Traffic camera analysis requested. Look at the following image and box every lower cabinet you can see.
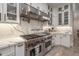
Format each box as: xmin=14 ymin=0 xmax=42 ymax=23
xmin=53 ymin=34 xmax=61 ymax=45
xmin=61 ymin=34 xmax=71 ymax=47
xmin=0 ymin=42 xmax=25 ymax=56
xmin=0 ymin=45 xmax=15 ymax=56
xmin=52 ymin=33 xmax=72 ymax=47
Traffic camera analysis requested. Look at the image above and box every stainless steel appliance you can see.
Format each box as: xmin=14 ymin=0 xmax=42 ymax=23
xmin=21 ymin=34 xmax=44 ymax=56
xmin=35 ymin=32 xmax=52 ymax=55
xmin=21 ymin=32 xmax=52 ymax=56
xmin=43 ymin=35 xmax=52 ymax=54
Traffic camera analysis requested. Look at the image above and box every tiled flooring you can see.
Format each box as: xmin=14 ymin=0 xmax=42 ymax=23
xmin=45 ymin=46 xmax=79 ymax=56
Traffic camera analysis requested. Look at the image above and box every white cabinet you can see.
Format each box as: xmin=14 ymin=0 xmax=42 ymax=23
xmin=0 ymin=3 xmax=20 ymax=23
xmin=54 ymin=34 xmax=62 ymax=45
xmin=0 ymin=4 xmax=2 ymax=22
xmin=61 ymin=34 xmax=71 ymax=47
xmin=57 ymin=4 xmax=72 ymax=26
xmin=0 ymin=46 xmax=15 ymax=56
xmin=52 ymin=33 xmax=72 ymax=47
xmin=3 ymin=3 xmax=20 ymax=23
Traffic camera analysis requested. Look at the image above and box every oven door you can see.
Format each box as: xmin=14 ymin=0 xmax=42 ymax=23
xmin=44 ymin=40 xmax=52 ymax=53
xmin=35 ymin=43 xmax=44 ymax=56
xmin=30 ymin=48 xmax=36 ymax=56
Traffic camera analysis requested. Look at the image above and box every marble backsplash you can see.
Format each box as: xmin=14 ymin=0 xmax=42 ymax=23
xmin=0 ymin=19 xmax=47 ymax=40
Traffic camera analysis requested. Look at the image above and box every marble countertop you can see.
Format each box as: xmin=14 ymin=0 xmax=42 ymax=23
xmin=50 ymin=32 xmax=72 ymax=35
xmin=0 ymin=37 xmax=25 ymax=49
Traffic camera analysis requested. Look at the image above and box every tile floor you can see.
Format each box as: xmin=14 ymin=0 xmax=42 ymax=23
xmin=45 ymin=46 xmax=79 ymax=56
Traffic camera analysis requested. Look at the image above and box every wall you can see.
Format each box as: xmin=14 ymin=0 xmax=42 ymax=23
xmin=0 ymin=3 xmax=48 ymax=40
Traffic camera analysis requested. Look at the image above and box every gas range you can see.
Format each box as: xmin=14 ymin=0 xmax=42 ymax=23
xmin=20 ymin=34 xmax=44 ymax=47
xmin=20 ymin=32 xmax=52 ymax=56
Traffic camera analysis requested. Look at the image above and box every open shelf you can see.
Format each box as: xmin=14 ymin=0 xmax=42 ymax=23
xmin=28 ymin=5 xmax=39 ymax=15
xmin=7 ymin=13 xmax=16 ymax=20
xmin=38 ymin=10 xmax=50 ymax=21
xmin=20 ymin=3 xmax=28 ymax=17
xmin=20 ymin=3 xmax=50 ymax=22
xmin=28 ymin=5 xmax=39 ymax=20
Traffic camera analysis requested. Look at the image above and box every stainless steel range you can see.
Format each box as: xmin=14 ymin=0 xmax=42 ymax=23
xmin=21 ymin=34 xmax=44 ymax=56
xmin=35 ymin=33 xmax=52 ymax=55
xmin=21 ymin=32 xmax=52 ymax=56
xmin=43 ymin=35 xmax=52 ymax=54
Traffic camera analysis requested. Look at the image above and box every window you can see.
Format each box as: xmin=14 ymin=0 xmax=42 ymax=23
xmin=64 ymin=11 xmax=68 ymax=25
xmin=58 ymin=13 xmax=62 ymax=25
xmin=58 ymin=7 xmax=62 ymax=11
xmin=64 ymin=5 xmax=68 ymax=10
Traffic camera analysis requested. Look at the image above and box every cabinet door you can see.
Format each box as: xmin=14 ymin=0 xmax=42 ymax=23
xmin=61 ymin=34 xmax=70 ymax=47
xmin=0 ymin=4 xmax=2 ymax=22
xmin=55 ymin=34 xmax=61 ymax=45
xmin=3 ymin=3 xmax=20 ymax=23
xmin=58 ymin=4 xmax=70 ymax=26
xmin=0 ymin=46 xmax=15 ymax=56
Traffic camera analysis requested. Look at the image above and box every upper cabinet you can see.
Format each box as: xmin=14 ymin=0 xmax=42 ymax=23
xmin=58 ymin=13 xmax=62 ymax=25
xmin=58 ymin=4 xmax=70 ymax=26
xmin=4 ymin=3 xmax=19 ymax=23
xmin=0 ymin=3 xmax=20 ymax=23
xmin=64 ymin=11 xmax=68 ymax=25
xmin=0 ymin=4 xmax=2 ymax=22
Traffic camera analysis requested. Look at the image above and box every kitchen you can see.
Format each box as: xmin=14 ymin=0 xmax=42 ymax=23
xmin=0 ymin=3 xmax=79 ymax=56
